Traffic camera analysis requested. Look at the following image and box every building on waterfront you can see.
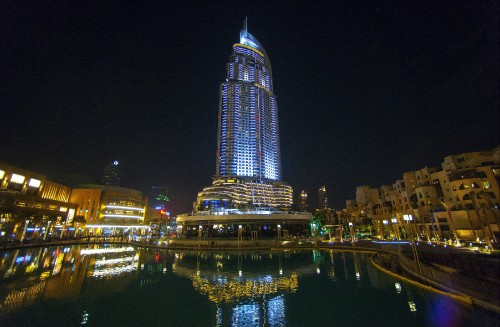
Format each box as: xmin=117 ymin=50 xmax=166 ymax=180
xmin=0 ymin=163 xmax=78 ymax=240
xmin=179 ymin=19 xmax=311 ymax=237
xmin=344 ymin=146 xmax=500 ymax=244
xmin=102 ymin=160 xmax=121 ymax=186
xmin=69 ymin=184 xmax=147 ymax=233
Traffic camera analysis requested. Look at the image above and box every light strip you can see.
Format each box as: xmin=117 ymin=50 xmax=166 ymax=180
xmin=85 ymin=224 xmax=149 ymax=229
xmin=103 ymin=214 xmax=143 ymax=219
xmin=94 ymin=256 xmax=138 ymax=266
xmin=105 ymin=205 xmax=145 ymax=211
xmin=81 ymin=247 xmax=135 ymax=255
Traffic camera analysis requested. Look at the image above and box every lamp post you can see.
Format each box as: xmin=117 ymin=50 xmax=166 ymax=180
xmin=349 ymin=222 xmax=355 ymax=244
xmin=404 ymin=214 xmax=422 ymax=274
xmin=391 ymin=218 xmax=400 ymax=240
xmin=198 ymin=225 xmax=202 ymax=248
xmin=277 ymin=224 xmax=281 ymax=242
xmin=382 ymin=220 xmax=388 ymax=240
xmin=238 ymin=225 xmax=242 ymax=248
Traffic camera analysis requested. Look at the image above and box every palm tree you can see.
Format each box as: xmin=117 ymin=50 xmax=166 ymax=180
xmin=441 ymin=200 xmax=460 ymax=245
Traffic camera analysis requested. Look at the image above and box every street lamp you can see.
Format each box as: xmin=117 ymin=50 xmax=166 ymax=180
xmin=277 ymin=224 xmax=281 ymax=242
xmin=391 ymin=218 xmax=400 ymax=240
xmin=198 ymin=225 xmax=202 ymax=248
xmin=349 ymin=222 xmax=355 ymax=243
xmin=238 ymin=225 xmax=243 ymax=248
xmin=403 ymin=214 xmax=413 ymax=240
xmin=382 ymin=220 xmax=388 ymax=240
xmin=404 ymin=214 xmax=422 ymax=274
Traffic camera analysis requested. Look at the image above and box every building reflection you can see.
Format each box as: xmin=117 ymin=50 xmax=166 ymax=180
xmin=171 ymin=250 xmax=315 ymax=326
xmin=0 ymin=245 xmax=140 ymax=315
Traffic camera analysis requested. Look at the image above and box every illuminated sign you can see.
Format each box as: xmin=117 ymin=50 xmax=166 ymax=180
xmin=28 ymin=178 xmax=41 ymax=188
xmin=0 ymin=170 xmax=5 ymax=179
xmin=59 ymin=207 xmax=68 ymax=212
xmin=10 ymin=173 xmax=25 ymax=184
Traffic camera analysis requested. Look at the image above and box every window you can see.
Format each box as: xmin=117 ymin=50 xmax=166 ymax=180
xmin=459 ymin=184 xmax=469 ymax=190
xmin=481 ymin=181 xmax=491 ymax=189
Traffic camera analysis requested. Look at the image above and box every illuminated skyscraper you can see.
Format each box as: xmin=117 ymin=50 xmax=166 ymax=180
xmin=216 ymin=18 xmax=281 ymax=181
xmin=194 ymin=19 xmax=292 ymax=211
xmin=179 ymin=20 xmax=312 ymax=232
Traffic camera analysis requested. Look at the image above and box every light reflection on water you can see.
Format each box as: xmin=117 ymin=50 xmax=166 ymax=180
xmin=0 ymin=245 xmax=498 ymax=326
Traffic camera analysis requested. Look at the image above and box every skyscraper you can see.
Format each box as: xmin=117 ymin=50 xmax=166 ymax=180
xmin=318 ymin=186 xmax=328 ymax=209
xmin=195 ymin=19 xmax=292 ymax=211
xmin=216 ymin=18 xmax=281 ymax=181
xmin=298 ymin=190 xmax=308 ymax=212
xmin=178 ymin=19 xmax=311 ymax=236
xmin=102 ymin=160 xmax=121 ymax=186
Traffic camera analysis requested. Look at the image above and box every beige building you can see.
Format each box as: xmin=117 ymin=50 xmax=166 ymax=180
xmin=345 ymin=147 xmax=500 ymax=244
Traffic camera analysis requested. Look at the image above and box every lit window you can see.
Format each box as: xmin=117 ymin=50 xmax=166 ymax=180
xmin=10 ymin=174 xmax=25 ymax=184
xmin=28 ymin=178 xmax=41 ymax=188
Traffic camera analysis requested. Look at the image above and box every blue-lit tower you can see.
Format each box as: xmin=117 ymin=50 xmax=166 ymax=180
xmin=216 ymin=18 xmax=281 ymax=181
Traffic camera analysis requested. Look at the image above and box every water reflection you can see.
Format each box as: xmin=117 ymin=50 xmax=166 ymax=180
xmin=0 ymin=245 xmax=498 ymax=327
xmin=171 ymin=250 xmax=314 ymax=326
xmin=0 ymin=244 xmax=140 ymax=316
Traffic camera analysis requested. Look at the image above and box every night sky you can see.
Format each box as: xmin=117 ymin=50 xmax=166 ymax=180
xmin=1 ymin=1 xmax=498 ymax=214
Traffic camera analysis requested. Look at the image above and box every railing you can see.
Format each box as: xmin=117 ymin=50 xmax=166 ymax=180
xmin=343 ymin=241 xmax=500 ymax=307
xmin=397 ymin=248 xmax=500 ymax=305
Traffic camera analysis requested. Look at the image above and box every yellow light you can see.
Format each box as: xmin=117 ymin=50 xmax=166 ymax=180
xmin=59 ymin=207 xmax=68 ymax=212
xmin=10 ymin=173 xmax=25 ymax=184
xmin=0 ymin=170 xmax=4 ymax=179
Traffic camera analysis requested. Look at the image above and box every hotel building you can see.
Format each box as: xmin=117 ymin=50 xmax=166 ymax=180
xmin=178 ymin=19 xmax=311 ymax=236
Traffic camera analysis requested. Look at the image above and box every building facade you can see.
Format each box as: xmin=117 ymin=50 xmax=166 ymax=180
xmin=0 ymin=163 xmax=78 ymax=240
xmin=344 ymin=147 xmax=500 ymax=245
xmin=70 ymin=185 xmax=147 ymax=228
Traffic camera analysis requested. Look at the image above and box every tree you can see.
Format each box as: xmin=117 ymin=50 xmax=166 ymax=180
xmin=73 ymin=215 xmax=87 ymax=225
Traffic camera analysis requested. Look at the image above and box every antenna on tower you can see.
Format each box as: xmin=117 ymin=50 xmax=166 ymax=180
xmin=243 ymin=17 xmax=248 ymax=33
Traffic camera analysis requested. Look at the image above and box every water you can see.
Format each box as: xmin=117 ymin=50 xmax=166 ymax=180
xmin=0 ymin=244 xmax=498 ymax=326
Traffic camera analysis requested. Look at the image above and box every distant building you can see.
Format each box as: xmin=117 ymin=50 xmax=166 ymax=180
xmin=298 ymin=190 xmax=308 ymax=212
xmin=318 ymin=186 xmax=328 ymax=210
xmin=102 ymin=160 xmax=121 ymax=186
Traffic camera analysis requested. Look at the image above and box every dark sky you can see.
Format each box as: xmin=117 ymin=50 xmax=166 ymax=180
xmin=1 ymin=1 xmax=499 ymax=214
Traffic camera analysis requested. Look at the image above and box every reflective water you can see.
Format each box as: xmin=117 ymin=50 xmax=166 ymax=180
xmin=0 ymin=245 xmax=498 ymax=326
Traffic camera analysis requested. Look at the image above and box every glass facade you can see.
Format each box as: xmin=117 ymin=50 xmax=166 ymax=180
xmin=217 ymin=23 xmax=281 ymax=181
